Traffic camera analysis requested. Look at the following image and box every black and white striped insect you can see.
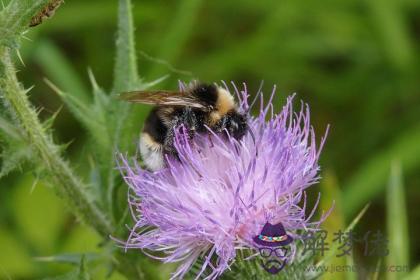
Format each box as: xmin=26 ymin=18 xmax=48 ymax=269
xmin=119 ymin=82 xmax=248 ymax=171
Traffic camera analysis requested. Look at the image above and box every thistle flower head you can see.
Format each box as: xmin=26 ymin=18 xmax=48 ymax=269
xmin=119 ymin=82 xmax=331 ymax=279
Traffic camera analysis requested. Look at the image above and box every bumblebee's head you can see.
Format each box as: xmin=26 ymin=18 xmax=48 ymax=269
xmin=223 ymin=110 xmax=248 ymax=140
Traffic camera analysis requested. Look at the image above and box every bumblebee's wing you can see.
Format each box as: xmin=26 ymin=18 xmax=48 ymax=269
xmin=118 ymin=90 xmax=209 ymax=109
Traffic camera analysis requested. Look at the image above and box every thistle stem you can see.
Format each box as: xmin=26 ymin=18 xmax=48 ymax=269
xmin=0 ymin=1 xmax=151 ymax=278
xmin=0 ymin=46 xmax=113 ymax=236
xmin=0 ymin=46 xmax=149 ymax=280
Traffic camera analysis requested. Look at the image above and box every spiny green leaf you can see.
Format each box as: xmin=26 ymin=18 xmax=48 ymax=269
xmin=44 ymin=79 xmax=95 ymax=124
xmin=42 ymin=255 xmax=91 ymax=280
xmin=113 ymin=0 xmax=140 ymax=92
xmin=0 ymin=115 xmax=34 ymax=178
xmin=0 ymin=145 xmax=33 ymax=178
xmin=0 ymin=114 xmax=22 ymax=140
xmin=42 ymin=105 xmax=62 ymax=132
xmin=87 ymin=69 xmax=110 ymax=122
xmin=1 ymin=46 xmax=112 ymax=238
xmin=88 ymin=69 xmax=108 ymax=105
xmin=35 ymin=253 xmax=99 ymax=265
xmin=0 ymin=0 xmax=50 ymax=47
xmin=44 ymin=78 xmax=110 ymax=151
xmin=78 ymin=255 xmax=91 ymax=280
xmin=107 ymin=0 xmax=142 ymax=226
xmin=386 ymin=161 xmax=409 ymax=280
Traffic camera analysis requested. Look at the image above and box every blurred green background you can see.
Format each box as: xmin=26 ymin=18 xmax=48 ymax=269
xmin=1 ymin=0 xmax=420 ymax=279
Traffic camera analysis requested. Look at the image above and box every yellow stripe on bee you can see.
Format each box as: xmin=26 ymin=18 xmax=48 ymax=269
xmin=141 ymin=133 xmax=161 ymax=151
xmin=216 ymin=88 xmax=235 ymax=115
xmin=209 ymin=88 xmax=235 ymax=125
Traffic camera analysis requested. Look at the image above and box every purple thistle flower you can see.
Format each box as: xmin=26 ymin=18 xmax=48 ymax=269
xmin=118 ymin=82 xmax=332 ymax=279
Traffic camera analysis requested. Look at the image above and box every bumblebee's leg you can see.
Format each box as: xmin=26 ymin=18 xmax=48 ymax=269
xmin=212 ymin=115 xmax=228 ymax=134
xmin=163 ymin=107 xmax=197 ymax=155
xmin=163 ymin=124 xmax=177 ymax=156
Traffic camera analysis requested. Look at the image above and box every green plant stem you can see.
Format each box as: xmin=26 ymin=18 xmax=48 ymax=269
xmin=113 ymin=0 xmax=139 ymax=93
xmin=0 ymin=46 xmax=148 ymax=280
xmin=0 ymin=47 xmax=113 ymax=237
xmin=0 ymin=1 xmax=150 ymax=279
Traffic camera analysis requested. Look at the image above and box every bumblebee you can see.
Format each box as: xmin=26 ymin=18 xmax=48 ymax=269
xmin=119 ymin=82 xmax=248 ymax=171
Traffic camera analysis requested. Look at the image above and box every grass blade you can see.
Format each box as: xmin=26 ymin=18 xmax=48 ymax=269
xmin=316 ymin=204 xmax=370 ymax=268
xmin=403 ymin=265 xmax=420 ymax=280
xmin=147 ymin=0 xmax=202 ymax=79
xmin=386 ymin=161 xmax=409 ymax=280
xmin=320 ymin=170 xmax=346 ymax=280
xmin=343 ymin=125 xmax=420 ymax=218
xmin=371 ymin=258 xmax=382 ymax=280
xmin=346 ymin=254 xmax=357 ymax=280
xmin=366 ymin=0 xmax=414 ymax=71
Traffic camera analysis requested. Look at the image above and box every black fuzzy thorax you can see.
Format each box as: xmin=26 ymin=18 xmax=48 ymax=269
xmin=142 ymin=106 xmax=208 ymax=145
xmin=142 ymin=83 xmax=248 ymax=150
xmin=190 ymin=83 xmax=218 ymax=109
